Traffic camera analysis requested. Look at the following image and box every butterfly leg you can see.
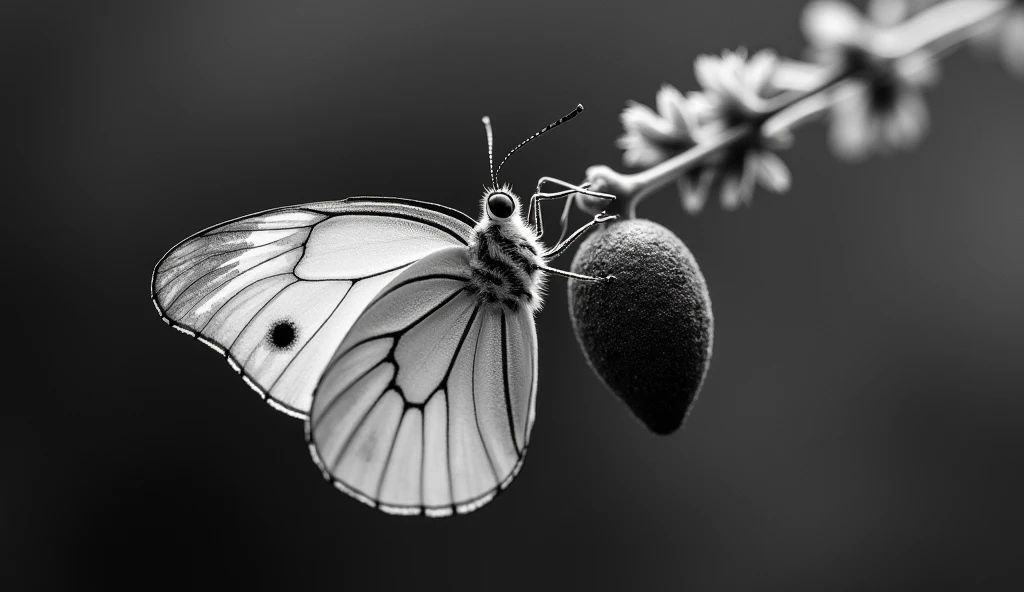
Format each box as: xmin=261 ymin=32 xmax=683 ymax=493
xmin=542 ymin=212 xmax=618 ymax=261
xmin=529 ymin=177 xmax=615 ymax=239
xmin=538 ymin=263 xmax=615 ymax=282
xmin=527 ymin=188 xmax=575 ymax=238
xmin=529 ymin=189 xmax=587 ymax=241
xmin=527 ymin=177 xmax=615 ymax=241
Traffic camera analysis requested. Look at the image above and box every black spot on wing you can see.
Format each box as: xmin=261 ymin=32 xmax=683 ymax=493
xmin=268 ymin=320 xmax=298 ymax=349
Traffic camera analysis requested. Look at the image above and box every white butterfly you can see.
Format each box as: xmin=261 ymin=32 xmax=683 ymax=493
xmin=151 ymin=105 xmax=616 ymax=516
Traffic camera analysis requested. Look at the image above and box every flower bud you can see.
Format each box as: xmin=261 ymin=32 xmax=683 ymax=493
xmin=568 ymin=219 xmax=713 ymax=434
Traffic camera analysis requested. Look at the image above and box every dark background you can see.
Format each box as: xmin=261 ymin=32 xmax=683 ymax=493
xmin=4 ymin=0 xmax=1023 ymax=589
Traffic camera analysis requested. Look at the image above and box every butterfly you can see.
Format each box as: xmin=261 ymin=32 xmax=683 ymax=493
xmin=151 ymin=104 xmax=616 ymax=516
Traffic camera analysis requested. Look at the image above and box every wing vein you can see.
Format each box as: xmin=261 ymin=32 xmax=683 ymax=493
xmin=176 ymin=243 xmax=304 ymax=321
xmin=446 ymin=387 xmax=454 ymax=512
xmin=158 ymin=241 xmax=259 ymax=291
xmin=330 ymin=287 xmax=467 ymax=365
xmin=330 ymin=386 xmax=391 ymax=474
xmin=373 ymin=274 xmax=471 ymax=302
xmin=375 ymin=407 xmax=407 ymax=501
xmin=325 ymin=197 xmax=477 ymax=232
xmin=226 ymin=254 xmax=306 ymax=353
xmin=419 ymin=405 xmax=427 ymax=511
xmin=194 ymin=272 xmax=295 ymax=333
xmin=267 ymin=282 xmax=353 ymax=391
xmin=310 ymin=358 xmax=389 ymax=431
xmin=226 ymin=275 xmax=301 ymax=357
xmin=205 ymin=223 xmax=312 ymax=237
xmin=471 ymin=313 xmax=500 ymax=483
xmin=175 ymin=243 xmax=303 ymax=319
xmin=444 ymin=304 xmax=482 ymax=509
xmin=309 ymin=209 xmax=473 ymax=245
xmin=164 ymin=244 xmax=303 ymax=311
xmin=501 ymin=312 xmax=521 ymax=455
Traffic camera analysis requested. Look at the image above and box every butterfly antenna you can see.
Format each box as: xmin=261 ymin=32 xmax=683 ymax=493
xmin=495 ymin=104 xmax=584 ymax=182
xmin=482 ymin=116 xmax=496 ymax=188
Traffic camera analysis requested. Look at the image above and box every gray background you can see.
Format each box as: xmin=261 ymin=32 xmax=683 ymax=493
xmin=4 ymin=0 xmax=1023 ymax=589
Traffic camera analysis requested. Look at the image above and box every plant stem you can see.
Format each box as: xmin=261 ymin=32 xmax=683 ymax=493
xmin=582 ymin=0 xmax=1012 ymax=219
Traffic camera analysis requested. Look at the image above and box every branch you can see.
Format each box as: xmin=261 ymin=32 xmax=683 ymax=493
xmin=581 ymin=0 xmax=1012 ymax=219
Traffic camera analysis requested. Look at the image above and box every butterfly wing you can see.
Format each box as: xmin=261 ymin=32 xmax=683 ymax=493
xmin=152 ymin=197 xmax=476 ymax=418
xmin=307 ymin=246 xmax=538 ymax=516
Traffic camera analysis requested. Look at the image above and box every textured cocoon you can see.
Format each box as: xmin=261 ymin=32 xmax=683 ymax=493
xmin=568 ymin=219 xmax=713 ymax=434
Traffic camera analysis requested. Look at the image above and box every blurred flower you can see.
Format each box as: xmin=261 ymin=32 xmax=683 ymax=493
xmin=614 ymin=49 xmax=796 ymax=213
xmin=691 ymin=48 xmax=779 ymax=120
xmin=616 ymin=84 xmax=702 ymax=168
xmin=881 ymin=0 xmax=1022 ymax=76
xmin=683 ymin=49 xmax=793 ymax=212
xmin=828 ymin=54 xmax=936 ymax=160
xmin=973 ymin=1 xmax=1024 ymax=76
xmin=802 ymin=0 xmax=940 ymax=160
xmin=680 ymin=143 xmax=792 ymax=213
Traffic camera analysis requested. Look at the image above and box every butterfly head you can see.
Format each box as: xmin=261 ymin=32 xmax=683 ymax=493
xmin=478 ymin=104 xmax=584 ymax=228
xmin=482 ymin=184 xmax=520 ymax=223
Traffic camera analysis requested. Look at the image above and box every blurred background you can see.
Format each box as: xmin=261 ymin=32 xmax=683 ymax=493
xmin=3 ymin=0 xmax=1022 ymax=589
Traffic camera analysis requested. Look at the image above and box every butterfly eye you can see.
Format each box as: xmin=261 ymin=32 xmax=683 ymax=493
xmin=487 ymin=193 xmax=515 ymax=219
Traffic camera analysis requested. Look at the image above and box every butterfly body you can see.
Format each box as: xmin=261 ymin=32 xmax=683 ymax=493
xmin=468 ymin=188 xmax=547 ymax=312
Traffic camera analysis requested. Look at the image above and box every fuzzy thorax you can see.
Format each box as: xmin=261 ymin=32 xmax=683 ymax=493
xmin=468 ymin=209 xmax=546 ymax=313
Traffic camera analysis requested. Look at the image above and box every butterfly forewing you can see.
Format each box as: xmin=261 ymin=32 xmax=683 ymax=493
xmin=308 ymin=247 xmax=538 ymax=516
xmin=152 ymin=197 xmax=475 ymax=417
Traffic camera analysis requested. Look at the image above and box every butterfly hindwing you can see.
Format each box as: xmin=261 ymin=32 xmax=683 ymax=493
xmin=152 ymin=197 xmax=476 ymax=417
xmin=307 ymin=246 xmax=539 ymax=516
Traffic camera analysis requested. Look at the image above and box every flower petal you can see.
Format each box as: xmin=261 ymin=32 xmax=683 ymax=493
xmin=881 ymin=110 xmax=904 ymax=149
xmin=681 ymin=169 xmax=715 ymax=214
xmin=828 ymin=84 xmax=875 ymax=160
xmin=718 ymin=172 xmax=742 ymax=210
xmin=617 ymin=131 xmax=673 ymax=168
xmin=685 ymin=91 xmax=718 ymax=125
xmin=738 ymin=154 xmax=758 ymax=206
xmin=801 ymin=0 xmax=867 ymax=48
xmin=889 ymin=88 xmax=929 ymax=149
xmin=717 ymin=156 xmax=756 ymax=210
xmin=896 ymin=51 xmax=940 ymax=87
xmin=755 ymin=151 xmax=792 ymax=194
xmin=620 ymin=101 xmax=678 ymax=143
xmin=710 ymin=49 xmax=761 ymax=109
xmin=694 ymin=54 xmax=726 ymax=96
xmin=657 ymin=84 xmax=697 ymax=137
xmin=1002 ymin=9 xmax=1024 ymax=77
xmin=745 ymin=50 xmax=779 ymax=93
xmin=765 ymin=128 xmax=795 ymax=150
